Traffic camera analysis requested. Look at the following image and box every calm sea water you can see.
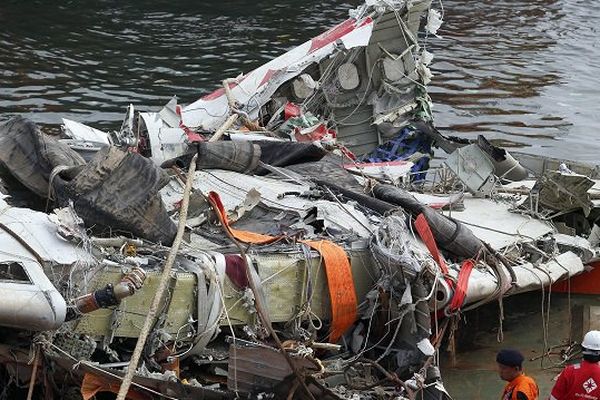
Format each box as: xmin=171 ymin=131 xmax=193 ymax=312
xmin=1 ymin=0 xmax=599 ymax=161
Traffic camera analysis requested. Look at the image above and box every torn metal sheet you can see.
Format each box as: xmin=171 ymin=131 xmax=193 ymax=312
xmin=345 ymin=160 xmax=414 ymax=183
xmin=0 ymin=198 xmax=94 ymax=266
xmin=161 ymin=169 xmax=376 ymax=238
xmin=157 ymin=96 xmax=181 ymax=128
xmin=227 ymin=344 xmax=320 ymax=394
xmin=181 ymin=17 xmax=374 ymax=131
xmin=139 ymin=111 xmax=188 ymax=166
xmin=0 ymin=199 xmax=93 ymax=330
xmin=62 ymin=118 xmax=111 ymax=146
xmin=535 ymin=170 xmax=595 ymax=216
xmin=229 ymin=188 xmax=261 ymax=222
xmin=442 ymin=196 xmax=555 ymax=250
xmin=554 ymin=233 xmax=595 ymax=263
xmin=161 ymin=169 xmax=310 ymax=213
xmin=314 ymin=200 xmax=373 ymax=237
xmin=444 ymin=144 xmax=495 ymax=196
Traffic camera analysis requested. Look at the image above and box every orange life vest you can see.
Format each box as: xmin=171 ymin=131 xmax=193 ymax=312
xmin=501 ymin=374 xmax=539 ymax=400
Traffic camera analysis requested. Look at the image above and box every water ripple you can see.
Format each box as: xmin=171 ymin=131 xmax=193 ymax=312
xmin=0 ymin=0 xmax=598 ymax=161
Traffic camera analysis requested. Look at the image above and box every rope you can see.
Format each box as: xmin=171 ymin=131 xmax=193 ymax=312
xmin=45 ymin=164 xmax=71 ymax=212
xmin=115 ymin=153 xmax=198 ymax=400
xmin=25 ymin=345 xmax=40 ymax=400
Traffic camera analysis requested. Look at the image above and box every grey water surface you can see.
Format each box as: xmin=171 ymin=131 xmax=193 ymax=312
xmin=0 ymin=0 xmax=599 ymax=161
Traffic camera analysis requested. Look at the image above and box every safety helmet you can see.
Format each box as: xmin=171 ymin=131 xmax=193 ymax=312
xmin=582 ymin=330 xmax=600 ymax=354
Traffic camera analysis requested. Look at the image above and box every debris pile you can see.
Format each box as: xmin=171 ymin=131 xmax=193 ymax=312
xmin=0 ymin=1 xmax=598 ymax=399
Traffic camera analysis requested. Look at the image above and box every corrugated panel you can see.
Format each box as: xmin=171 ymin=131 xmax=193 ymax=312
xmin=335 ymin=105 xmax=373 ymax=120
xmin=370 ymin=24 xmax=405 ymax=43
xmin=334 ymin=102 xmax=379 ymax=153
xmin=74 ymin=271 xmax=197 ymax=338
xmin=339 ymin=138 xmax=380 ymax=153
xmin=227 ymin=345 xmax=320 ymax=393
xmin=351 ymin=143 xmax=382 ymax=156
xmin=74 ymin=250 xmax=377 ymax=338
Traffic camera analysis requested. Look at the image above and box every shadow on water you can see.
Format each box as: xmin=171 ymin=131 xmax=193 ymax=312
xmin=0 ymin=0 xmax=599 ymax=156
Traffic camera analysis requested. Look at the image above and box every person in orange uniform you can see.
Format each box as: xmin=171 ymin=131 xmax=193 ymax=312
xmin=497 ymin=349 xmax=539 ymax=400
xmin=550 ymin=330 xmax=600 ymax=400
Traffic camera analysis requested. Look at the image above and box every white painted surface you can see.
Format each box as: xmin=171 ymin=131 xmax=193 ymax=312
xmin=62 ymin=118 xmax=111 ymax=145
xmin=160 ymin=169 xmax=375 ymax=238
xmin=442 ymin=196 xmax=554 ymax=250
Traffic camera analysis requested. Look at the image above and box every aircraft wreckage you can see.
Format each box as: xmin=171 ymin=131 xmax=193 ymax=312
xmin=0 ymin=0 xmax=599 ymax=399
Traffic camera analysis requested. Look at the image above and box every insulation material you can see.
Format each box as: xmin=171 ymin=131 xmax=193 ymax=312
xmin=0 ymin=116 xmax=86 ymax=198
xmin=53 ymin=146 xmax=177 ymax=245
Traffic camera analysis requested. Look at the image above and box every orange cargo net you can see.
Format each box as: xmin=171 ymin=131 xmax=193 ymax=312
xmin=207 ymin=191 xmax=357 ymax=342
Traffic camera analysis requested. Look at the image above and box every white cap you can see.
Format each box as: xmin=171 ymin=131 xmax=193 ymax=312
xmin=582 ymin=330 xmax=600 ymax=354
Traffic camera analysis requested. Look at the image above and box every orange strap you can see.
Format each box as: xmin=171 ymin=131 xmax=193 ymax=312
xmin=447 ymin=259 xmax=475 ymax=313
xmin=302 ymin=240 xmax=358 ymax=342
xmin=208 ymin=191 xmax=357 ymax=342
xmin=208 ymin=191 xmax=279 ymax=245
xmin=414 ymin=213 xmax=449 ymax=275
xmin=414 ymin=213 xmax=475 ymax=314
